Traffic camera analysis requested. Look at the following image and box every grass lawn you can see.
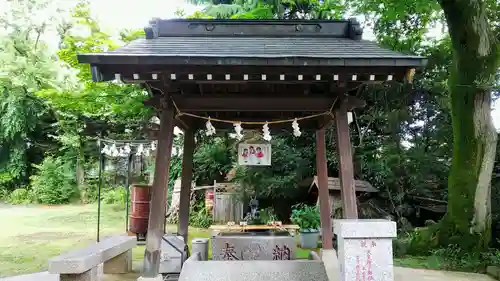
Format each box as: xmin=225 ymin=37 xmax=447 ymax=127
xmin=0 ymin=203 xmax=317 ymax=278
xmin=394 ymin=256 xmax=443 ymax=270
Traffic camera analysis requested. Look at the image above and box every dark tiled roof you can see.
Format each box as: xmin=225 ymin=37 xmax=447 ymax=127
xmin=78 ymin=19 xmax=426 ymax=71
xmin=104 ymin=37 xmax=420 ymax=59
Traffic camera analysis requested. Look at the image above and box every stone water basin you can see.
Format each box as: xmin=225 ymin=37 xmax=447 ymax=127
xmin=212 ymin=230 xmax=296 ymax=260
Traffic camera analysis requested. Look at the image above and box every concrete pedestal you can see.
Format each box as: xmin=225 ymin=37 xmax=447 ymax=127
xmin=334 ymin=219 xmax=397 ymax=281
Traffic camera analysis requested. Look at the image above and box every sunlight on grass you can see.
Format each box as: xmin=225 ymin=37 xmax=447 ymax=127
xmin=0 ymin=203 xmax=323 ymax=277
xmin=0 ymin=204 xmax=149 ymax=277
xmin=394 ymin=256 xmax=443 ymax=270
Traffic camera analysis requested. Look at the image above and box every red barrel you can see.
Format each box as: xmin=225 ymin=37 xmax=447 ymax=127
xmin=205 ymin=190 xmax=214 ymax=214
xmin=129 ymin=184 xmax=151 ymax=234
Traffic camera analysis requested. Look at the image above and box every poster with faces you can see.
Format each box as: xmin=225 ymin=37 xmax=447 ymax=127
xmin=238 ymin=143 xmax=271 ymax=166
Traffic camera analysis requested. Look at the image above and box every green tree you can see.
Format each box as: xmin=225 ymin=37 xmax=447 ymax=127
xmin=187 ymin=0 xmax=499 ymax=250
xmin=438 ymin=0 xmax=498 ymax=250
xmin=186 ymin=0 xmax=346 ymax=19
xmin=352 ymin=0 xmax=499 ymax=251
xmin=0 ymin=0 xmax=78 ymax=191
xmin=37 ymin=2 xmax=152 ymax=187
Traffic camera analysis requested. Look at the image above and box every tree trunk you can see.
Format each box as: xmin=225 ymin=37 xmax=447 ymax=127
xmin=438 ymin=0 xmax=499 ymax=251
xmin=76 ymin=145 xmax=85 ymax=187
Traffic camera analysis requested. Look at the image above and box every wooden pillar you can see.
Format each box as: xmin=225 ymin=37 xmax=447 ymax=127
xmin=142 ymin=106 xmax=175 ymax=279
xmin=178 ymin=129 xmax=195 ymax=243
xmin=335 ymin=103 xmax=358 ymax=219
xmin=316 ymin=129 xmax=334 ymax=249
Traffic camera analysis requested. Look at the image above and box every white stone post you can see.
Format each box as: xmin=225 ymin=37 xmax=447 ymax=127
xmin=334 ymin=219 xmax=397 ymax=281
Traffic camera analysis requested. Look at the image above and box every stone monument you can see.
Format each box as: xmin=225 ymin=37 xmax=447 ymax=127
xmin=334 ymin=219 xmax=397 ymax=281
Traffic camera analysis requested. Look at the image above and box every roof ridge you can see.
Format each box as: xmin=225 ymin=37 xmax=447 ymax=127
xmin=144 ymin=18 xmax=363 ymax=40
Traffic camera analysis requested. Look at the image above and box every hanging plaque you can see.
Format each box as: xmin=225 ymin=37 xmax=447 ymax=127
xmin=238 ymin=143 xmax=271 ymax=166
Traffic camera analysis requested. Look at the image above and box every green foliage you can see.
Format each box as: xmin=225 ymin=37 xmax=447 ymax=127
xmin=7 ymin=188 xmax=34 ymax=204
xmin=348 ymin=0 xmax=499 ymax=252
xmin=194 ymin=134 xmax=235 ymax=184
xmin=101 ymin=187 xmax=127 ymax=207
xmin=430 ymin=245 xmax=500 ymax=272
xmin=290 ymin=203 xmax=320 ymax=231
xmin=0 ymin=188 xmax=8 ymax=201
xmin=79 ymin=183 xmax=98 ymax=203
xmin=0 ymin=0 xmax=76 ymax=189
xmin=396 ymin=227 xmax=439 ymax=256
xmin=30 ymin=156 xmax=77 ymax=204
xmin=259 ymin=207 xmax=278 ymax=223
xmin=34 ymin=2 xmax=153 ymax=200
xmin=232 ymin=133 xmax=314 ymax=201
xmin=189 ymin=201 xmax=213 ymax=228
xmin=187 ymin=0 xmax=346 ymax=19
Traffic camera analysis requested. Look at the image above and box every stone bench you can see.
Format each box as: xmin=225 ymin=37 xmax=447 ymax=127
xmin=48 ymin=235 xmax=136 ymax=281
xmin=179 ymin=252 xmax=329 ymax=281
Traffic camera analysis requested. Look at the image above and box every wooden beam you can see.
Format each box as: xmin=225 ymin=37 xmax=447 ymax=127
xmin=99 ymin=64 xmax=410 ymax=78
xmin=171 ymin=95 xmax=337 ymax=112
xmin=142 ymin=106 xmax=175 ymax=279
xmin=177 ymin=80 xmax=332 ymax=85
xmin=316 ymin=129 xmax=334 ymax=249
xmin=335 ymin=103 xmax=358 ymax=219
xmin=189 ymin=115 xmax=326 ymax=131
xmin=178 ymin=129 xmax=195 ymax=242
xmin=344 ymin=96 xmax=367 ymax=110
xmin=318 ymin=114 xmax=334 ymax=129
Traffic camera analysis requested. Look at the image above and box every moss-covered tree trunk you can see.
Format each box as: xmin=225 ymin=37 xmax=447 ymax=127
xmin=438 ymin=0 xmax=499 ymax=251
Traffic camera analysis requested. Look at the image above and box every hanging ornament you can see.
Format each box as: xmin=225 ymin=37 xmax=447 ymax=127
xmin=262 ymin=122 xmax=272 ymax=141
xmin=150 ymin=140 xmax=157 ymax=151
xmin=136 ymin=144 xmax=144 ymax=156
xmin=143 ymin=147 xmax=151 ymax=157
xmin=119 ymin=147 xmax=126 ymax=157
xmin=119 ymin=143 xmax=131 ymax=156
xmin=110 ymin=143 xmax=120 ymax=157
xmin=150 ymin=116 xmax=160 ymax=125
xmin=233 ymin=122 xmax=243 ymax=140
xmin=123 ymin=143 xmax=131 ymax=154
xmin=292 ymin=118 xmax=302 ymax=137
xmin=205 ymin=118 xmax=216 ymax=136
xmin=101 ymin=144 xmax=110 ymax=155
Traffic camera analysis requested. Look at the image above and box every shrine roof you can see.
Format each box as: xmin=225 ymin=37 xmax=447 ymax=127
xmin=77 ymin=19 xmax=426 ymax=74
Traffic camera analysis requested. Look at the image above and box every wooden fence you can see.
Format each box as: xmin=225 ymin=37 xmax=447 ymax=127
xmin=195 ymin=181 xmax=244 ymax=224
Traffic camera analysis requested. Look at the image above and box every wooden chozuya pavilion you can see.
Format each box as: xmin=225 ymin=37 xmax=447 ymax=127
xmin=78 ymin=19 xmax=425 ymax=280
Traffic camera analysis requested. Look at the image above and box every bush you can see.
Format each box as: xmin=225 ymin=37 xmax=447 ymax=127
xmin=189 ymin=201 xmax=213 ymax=228
xmin=102 ymin=187 xmax=127 ymax=207
xmin=80 ymin=183 xmax=98 ymax=203
xmin=404 ymin=227 xmax=439 ymax=256
xmin=30 ymin=156 xmax=77 ymax=204
xmin=259 ymin=207 xmax=278 ymax=223
xmin=290 ymin=203 xmax=320 ymax=232
xmin=7 ymin=188 xmax=34 ymax=204
xmin=431 ymin=245 xmax=500 ymax=272
xmin=0 ymin=188 xmax=9 ymax=201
